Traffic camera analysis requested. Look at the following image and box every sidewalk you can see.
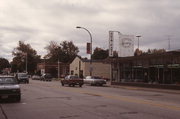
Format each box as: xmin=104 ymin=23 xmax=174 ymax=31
xmin=106 ymin=82 xmax=180 ymax=94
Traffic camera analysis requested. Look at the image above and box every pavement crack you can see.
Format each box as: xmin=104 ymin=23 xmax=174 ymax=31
xmin=36 ymin=97 xmax=71 ymax=100
xmin=0 ymin=104 xmax=8 ymax=119
xmin=59 ymin=115 xmax=79 ymax=118
xmin=119 ymin=111 xmax=138 ymax=115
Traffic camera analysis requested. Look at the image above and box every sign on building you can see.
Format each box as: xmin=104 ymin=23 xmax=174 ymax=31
xmin=119 ymin=35 xmax=134 ymax=57
xmin=109 ymin=31 xmax=134 ymax=57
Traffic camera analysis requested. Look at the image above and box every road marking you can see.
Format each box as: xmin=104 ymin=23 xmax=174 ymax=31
xmin=56 ymin=86 xmax=180 ymax=111
xmin=31 ymin=82 xmax=180 ymax=111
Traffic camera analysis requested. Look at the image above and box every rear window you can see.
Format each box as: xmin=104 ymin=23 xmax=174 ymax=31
xmin=18 ymin=73 xmax=28 ymax=77
xmin=71 ymin=76 xmax=79 ymax=79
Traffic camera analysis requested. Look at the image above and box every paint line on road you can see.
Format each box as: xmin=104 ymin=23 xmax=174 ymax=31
xmin=56 ymin=86 xmax=180 ymax=111
xmin=31 ymin=82 xmax=180 ymax=112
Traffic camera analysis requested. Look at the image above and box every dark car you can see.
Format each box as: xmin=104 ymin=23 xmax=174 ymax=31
xmin=61 ymin=75 xmax=84 ymax=87
xmin=0 ymin=76 xmax=21 ymax=102
xmin=41 ymin=73 xmax=53 ymax=81
xmin=15 ymin=73 xmax=29 ymax=84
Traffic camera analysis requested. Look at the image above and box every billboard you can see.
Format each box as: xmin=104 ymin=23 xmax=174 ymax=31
xmin=108 ymin=31 xmax=134 ymax=57
xmin=119 ymin=35 xmax=134 ymax=57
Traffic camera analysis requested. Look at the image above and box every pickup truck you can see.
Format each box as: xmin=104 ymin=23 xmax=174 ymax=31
xmin=61 ymin=75 xmax=84 ymax=87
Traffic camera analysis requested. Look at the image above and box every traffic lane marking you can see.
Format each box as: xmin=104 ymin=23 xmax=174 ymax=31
xmin=56 ymin=86 xmax=180 ymax=111
xmin=30 ymin=82 xmax=180 ymax=111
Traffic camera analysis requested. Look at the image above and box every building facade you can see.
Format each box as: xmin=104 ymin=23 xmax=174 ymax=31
xmin=37 ymin=62 xmax=69 ymax=78
xmin=70 ymin=56 xmax=111 ymax=79
xmin=109 ymin=51 xmax=180 ymax=84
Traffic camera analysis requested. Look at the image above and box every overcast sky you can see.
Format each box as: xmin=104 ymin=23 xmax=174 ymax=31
xmin=0 ymin=0 xmax=180 ymax=61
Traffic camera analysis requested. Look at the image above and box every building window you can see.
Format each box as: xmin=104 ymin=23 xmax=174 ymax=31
xmin=71 ymin=70 xmax=74 ymax=75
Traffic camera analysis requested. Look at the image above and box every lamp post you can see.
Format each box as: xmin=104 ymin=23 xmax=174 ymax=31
xmin=76 ymin=26 xmax=92 ymax=76
xmin=136 ymin=35 xmax=141 ymax=49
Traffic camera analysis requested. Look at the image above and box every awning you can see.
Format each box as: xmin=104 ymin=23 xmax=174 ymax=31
xmin=168 ymin=64 xmax=180 ymax=68
xmin=150 ymin=65 xmax=164 ymax=68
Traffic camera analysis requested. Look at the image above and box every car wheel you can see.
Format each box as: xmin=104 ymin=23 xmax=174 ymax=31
xmin=79 ymin=84 xmax=82 ymax=87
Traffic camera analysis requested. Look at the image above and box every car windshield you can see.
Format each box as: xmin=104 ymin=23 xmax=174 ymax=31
xmin=0 ymin=77 xmax=17 ymax=84
xmin=18 ymin=73 xmax=28 ymax=77
xmin=92 ymin=76 xmax=101 ymax=79
xmin=71 ymin=76 xmax=79 ymax=79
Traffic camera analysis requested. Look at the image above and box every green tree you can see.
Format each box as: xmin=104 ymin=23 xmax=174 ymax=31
xmin=11 ymin=41 xmax=41 ymax=74
xmin=0 ymin=58 xmax=10 ymax=73
xmin=92 ymin=47 xmax=109 ymax=60
xmin=45 ymin=41 xmax=79 ymax=63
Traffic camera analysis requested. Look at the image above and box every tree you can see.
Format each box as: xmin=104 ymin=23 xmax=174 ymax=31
xmin=45 ymin=41 xmax=79 ymax=63
xmin=92 ymin=47 xmax=109 ymax=60
xmin=11 ymin=41 xmax=41 ymax=74
xmin=146 ymin=49 xmax=166 ymax=54
xmin=0 ymin=58 xmax=10 ymax=73
xmin=134 ymin=48 xmax=143 ymax=56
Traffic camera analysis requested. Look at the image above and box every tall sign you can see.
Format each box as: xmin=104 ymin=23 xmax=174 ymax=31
xmin=109 ymin=31 xmax=114 ymax=57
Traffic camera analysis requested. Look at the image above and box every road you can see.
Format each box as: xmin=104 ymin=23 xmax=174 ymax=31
xmin=1 ymin=79 xmax=180 ymax=119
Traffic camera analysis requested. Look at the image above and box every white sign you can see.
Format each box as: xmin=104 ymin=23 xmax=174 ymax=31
xmin=109 ymin=31 xmax=114 ymax=57
xmin=119 ymin=35 xmax=134 ymax=57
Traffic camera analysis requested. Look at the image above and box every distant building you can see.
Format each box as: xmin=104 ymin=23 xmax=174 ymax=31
xmin=37 ymin=62 xmax=69 ymax=78
xmin=70 ymin=56 xmax=111 ymax=79
xmin=108 ymin=50 xmax=180 ymax=84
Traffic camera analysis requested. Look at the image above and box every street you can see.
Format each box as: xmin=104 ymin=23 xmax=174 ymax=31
xmin=1 ymin=79 xmax=180 ymax=119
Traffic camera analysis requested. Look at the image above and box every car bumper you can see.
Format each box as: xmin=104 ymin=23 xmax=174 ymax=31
xmin=0 ymin=94 xmax=21 ymax=99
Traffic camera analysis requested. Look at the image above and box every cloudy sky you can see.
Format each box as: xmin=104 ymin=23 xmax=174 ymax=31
xmin=0 ymin=0 xmax=180 ymax=61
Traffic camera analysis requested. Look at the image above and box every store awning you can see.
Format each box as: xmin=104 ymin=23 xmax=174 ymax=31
xmin=168 ymin=64 xmax=180 ymax=68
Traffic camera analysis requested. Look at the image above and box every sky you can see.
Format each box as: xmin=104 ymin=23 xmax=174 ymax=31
xmin=0 ymin=0 xmax=180 ymax=61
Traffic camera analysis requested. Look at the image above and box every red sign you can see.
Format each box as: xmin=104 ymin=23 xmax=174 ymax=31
xmin=87 ymin=43 xmax=91 ymax=54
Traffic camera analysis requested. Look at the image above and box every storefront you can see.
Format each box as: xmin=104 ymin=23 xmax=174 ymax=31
xmin=109 ymin=50 xmax=180 ymax=84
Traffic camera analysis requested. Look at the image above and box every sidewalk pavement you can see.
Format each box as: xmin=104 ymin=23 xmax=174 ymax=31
xmin=106 ymin=82 xmax=180 ymax=94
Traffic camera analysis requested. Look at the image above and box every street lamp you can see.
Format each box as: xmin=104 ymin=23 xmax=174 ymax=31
xmin=76 ymin=26 xmax=93 ymax=76
xmin=136 ymin=35 xmax=141 ymax=49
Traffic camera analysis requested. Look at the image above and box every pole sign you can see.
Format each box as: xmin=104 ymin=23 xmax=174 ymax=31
xmin=109 ymin=31 xmax=114 ymax=57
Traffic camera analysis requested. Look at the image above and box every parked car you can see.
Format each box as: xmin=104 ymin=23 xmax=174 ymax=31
xmin=0 ymin=76 xmax=21 ymax=102
xmin=61 ymin=75 xmax=84 ymax=87
xmin=41 ymin=73 xmax=53 ymax=81
xmin=84 ymin=76 xmax=106 ymax=86
xmin=32 ymin=75 xmax=41 ymax=80
xmin=15 ymin=73 xmax=29 ymax=84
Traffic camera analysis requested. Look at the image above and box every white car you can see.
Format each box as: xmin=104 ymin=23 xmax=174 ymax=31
xmin=0 ymin=76 xmax=21 ymax=102
xmin=84 ymin=76 xmax=106 ymax=86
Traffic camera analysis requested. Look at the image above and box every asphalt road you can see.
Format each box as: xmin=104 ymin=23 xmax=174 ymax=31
xmin=1 ymin=79 xmax=180 ymax=119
